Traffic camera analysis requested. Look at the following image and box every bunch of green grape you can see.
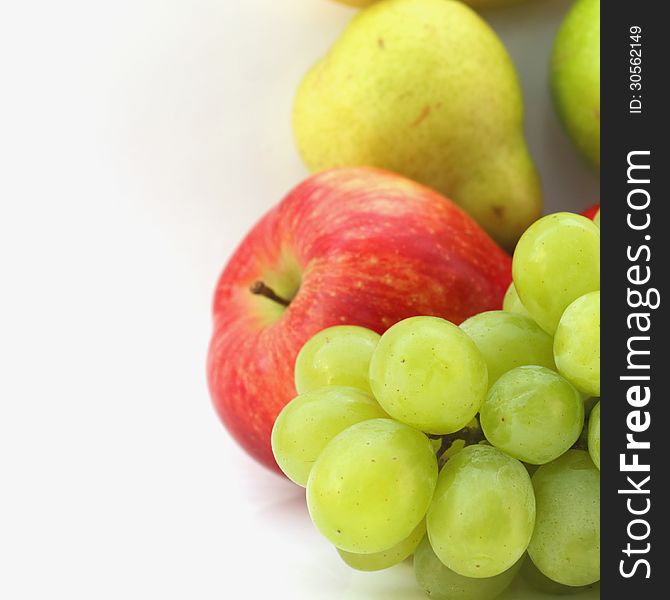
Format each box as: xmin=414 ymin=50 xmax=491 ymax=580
xmin=271 ymin=210 xmax=601 ymax=599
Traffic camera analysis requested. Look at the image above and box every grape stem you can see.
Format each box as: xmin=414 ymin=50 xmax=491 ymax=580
xmin=428 ymin=428 xmax=485 ymax=461
xmin=573 ymin=439 xmax=588 ymax=451
xmin=249 ymin=281 xmax=291 ymax=307
xmin=428 ymin=427 xmax=588 ymax=466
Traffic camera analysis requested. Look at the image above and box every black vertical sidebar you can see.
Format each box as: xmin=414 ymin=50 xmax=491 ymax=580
xmin=601 ymin=0 xmax=667 ymax=596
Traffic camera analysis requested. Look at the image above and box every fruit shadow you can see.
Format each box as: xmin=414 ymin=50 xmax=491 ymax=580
xmin=253 ymin=482 xmax=309 ymax=525
xmin=337 ymin=560 xmax=428 ymax=600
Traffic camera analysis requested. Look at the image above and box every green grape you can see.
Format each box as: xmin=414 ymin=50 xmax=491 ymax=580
xmin=524 ymin=463 xmax=539 ymax=478
xmin=414 ymin=536 xmax=522 ymax=600
xmin=512 ymin=213 xmax=600 ymax=334
xmin=294 ymin=325 xmax=380 ymax=394
xmin=502 ymin=282 xmax=532 ymax=319
xmin=369 ymin=316 xmax=488 ymax=434
xmin=307 ymin=418 xmax=437 ymax=554
xmin=427 ymin=445 xmax=535 ymax=578
xmin=271 ymin=386 xmax=387 ymax=486
xmin=583 ymin=396 xmax=598 ymax=418
xmin=520 ymin=555 xmax=598 ymax=596
xmin=498 ymin=578 xmax=600 ymax=600
xmin=443 ymin=438 xmax=467 ymax=461
xmin=588 ymin=401 xmax=600 ymax=470
xmin=480 ymin=366 xmax=584 ymax=465
xmin=593 ymin=209 xmax=600 ymax=229
xmin=430 ymin=437 xmax=444 ymax=454
xmin=460 ymin=311 xmax=556 ymax=386
xmin=337 ymin=519 xmax=425 ymax=571
xmin=554 ymin=291 xmax=600 ymax=396
xmin=528 ymin=450 xmax=600 ymax=587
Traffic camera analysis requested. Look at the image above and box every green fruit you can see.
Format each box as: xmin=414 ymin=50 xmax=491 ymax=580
xmin=551 ymin=0 xmax=600 ymax=167
xmin=465 ymin=0 xmax=537 ymax=6
xmin=294 ymin=325 xmax=380 ymax=394
xmin=512 ymin=213 xmax=600 ymax=335
xmin=333 ymin=0 xmax=537 ymax=10
xmin=554 ymin=291 xmax=601 ymax=397
xmin=369 ymin=316 xmax=488 ymax=434
xmin=294 ymin=0 xmax=542 ymax=249
xmin=480 ymin=366 xmax=584 ymax=465
xmin=427 ymin=444 xmax=535 ymax=578
xmin=520 ymin=556 xmax=597 ymax=596
xmin=528 ymin=450 xmax=600 ymax=587
xmin=414 ymin=536 xmax=522 ymax=600
xmin=459 ymin=310 xmax=556 ymax=386
xmin=271 ymin=386 xmax=387 ymax=486
xmin=334 ymin=0 xmax=377 ymax=7
xmin=588 ymin=401 xmax=600 ymax=470
xmin=337 ymin=519 xmax=425 ymax=571
xmin=307 ymin=418 xmax=437 ymax=553
xmin=502 ymin=283 xmax=532 ymax=319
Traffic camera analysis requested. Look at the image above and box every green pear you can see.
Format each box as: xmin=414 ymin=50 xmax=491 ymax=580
xmin=294 ymin=0 xmax=541 ymax=249
xmin=551 ymin=0 xmax=600 ymax=168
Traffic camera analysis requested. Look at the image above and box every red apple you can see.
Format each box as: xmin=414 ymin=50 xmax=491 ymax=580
xmin=581 ymin=203 xmax=600 ymax=220
xmin=207 ymin=167 xmax=511 ymax=471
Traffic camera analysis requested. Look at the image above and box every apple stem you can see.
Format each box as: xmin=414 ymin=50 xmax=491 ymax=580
xmin=249 ymin=281 xmax=291 ymax=307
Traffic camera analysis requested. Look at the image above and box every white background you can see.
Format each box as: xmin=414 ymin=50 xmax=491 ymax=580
xmin=0 ymin=1 xmax=598 ymax=598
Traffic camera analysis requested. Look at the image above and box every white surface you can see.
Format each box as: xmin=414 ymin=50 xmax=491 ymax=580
xmin=0 ymin=1 xmax=598 ymax=598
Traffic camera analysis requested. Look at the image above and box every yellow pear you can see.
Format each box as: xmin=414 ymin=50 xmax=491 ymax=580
xmin=294 ymin=0 xmax=541 ymax=249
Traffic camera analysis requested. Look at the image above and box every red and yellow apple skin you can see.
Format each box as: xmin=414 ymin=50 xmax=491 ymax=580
xmin=581 ymin=202 xmax=600 ymax=220
xmin=207 ymin=167 xmax=512 ymax=472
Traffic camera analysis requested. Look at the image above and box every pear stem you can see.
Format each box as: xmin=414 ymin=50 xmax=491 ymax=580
xmin=249 ymin=281 xmax=291 ymax=307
